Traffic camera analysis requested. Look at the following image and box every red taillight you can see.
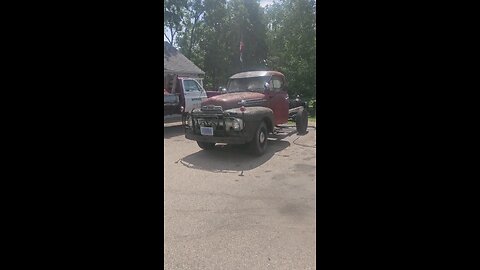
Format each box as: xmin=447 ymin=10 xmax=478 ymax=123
xmin=240 ymin=106 xmax=246 ymax=112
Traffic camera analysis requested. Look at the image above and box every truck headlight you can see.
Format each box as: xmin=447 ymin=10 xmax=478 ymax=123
xmin=186 ymin=115 xmax=193 ymax=127
xmin=232 ymin=118 xmax=243 ymax=131
xmin=225 ymin=118 xmax=243 ymax=131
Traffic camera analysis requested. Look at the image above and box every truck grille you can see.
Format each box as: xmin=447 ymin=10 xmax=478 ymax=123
xmin=194 ymin=117 xmax=225 ymax=133
xmin=196 ymin=118 xmax=221 ymax=128
xmin=191 ymin=114 xmax=236 ymax=137
xmin=189 ymin=108 xmax=244 ymax=137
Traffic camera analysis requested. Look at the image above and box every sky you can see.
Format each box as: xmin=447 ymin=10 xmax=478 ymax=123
xmin=259 ymin=0 xmax=275 ymax=7
xmin=164 ymin=0 xmax=275 ymax=42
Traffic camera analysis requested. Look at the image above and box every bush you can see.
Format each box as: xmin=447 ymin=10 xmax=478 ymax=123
xmin=307 ymin=99 xmax=316 ymax=116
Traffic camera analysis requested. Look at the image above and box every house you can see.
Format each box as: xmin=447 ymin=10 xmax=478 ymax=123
xmin=164 ymin=41 xmax=205 ymax=89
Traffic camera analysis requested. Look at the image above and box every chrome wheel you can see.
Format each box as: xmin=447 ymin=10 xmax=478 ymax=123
xmin=248 ymin=121 xmax=268 ymax=156
xmin=259 ymin=131 xmax=266 ymax=144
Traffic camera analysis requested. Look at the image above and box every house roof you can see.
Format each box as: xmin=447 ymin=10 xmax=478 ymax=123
xmin=164 ymin=42 xmax=204 ymax=75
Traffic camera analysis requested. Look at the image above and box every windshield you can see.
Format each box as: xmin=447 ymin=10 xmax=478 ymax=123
xmin=227 ymin=76 xmax=270 ymax=93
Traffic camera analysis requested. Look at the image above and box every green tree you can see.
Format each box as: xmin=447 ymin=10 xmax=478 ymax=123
xmin=265 ymin=0 xmax=316 ymax=99
xmin=164 ymin=0 xmax=188 ymax=46
xmin=226 ymin=0 xmax=268 ymax=73
xmin=177 ymin=0 xmax=205 ymax=58
xmin=164 ymin=0 xmax=317 ymax=98
xmin=176 ymin=0 xmax=206 ymax=71
xmin=200 ymin=0 xmax=230 ymax=89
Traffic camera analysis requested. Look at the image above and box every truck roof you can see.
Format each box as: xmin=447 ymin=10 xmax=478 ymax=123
xmin=177 ymin=76 xmax=199 ymax=79
xmin=229 ymin=71 xmax=284 ymax=79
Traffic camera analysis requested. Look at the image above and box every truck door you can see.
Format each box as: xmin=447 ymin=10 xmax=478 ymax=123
xmin=182 ymin=79 xmax=207 ymax=112
xmin=267 ymin=76 xmax=289 ymax=125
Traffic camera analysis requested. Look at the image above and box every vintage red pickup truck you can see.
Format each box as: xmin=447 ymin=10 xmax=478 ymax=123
xmin=184 ymin=71 xmax=308 ymax=155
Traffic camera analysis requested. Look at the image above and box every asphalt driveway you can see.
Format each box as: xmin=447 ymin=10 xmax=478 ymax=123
xmin=164 ymin=121 xmax=317 ymax=270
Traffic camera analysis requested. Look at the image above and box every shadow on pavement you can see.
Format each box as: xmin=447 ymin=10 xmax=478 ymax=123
xmin=164 ymin=125 xmax=185 ymax=139
xmin=178 ymin=139 xmax=291 ymax=173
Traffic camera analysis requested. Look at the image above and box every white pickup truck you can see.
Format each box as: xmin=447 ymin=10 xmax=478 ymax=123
xmin=164 ymin=76 xmax=208 ymax=123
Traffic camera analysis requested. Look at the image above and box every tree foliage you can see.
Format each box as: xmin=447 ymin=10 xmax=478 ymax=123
xmin=265 ymin=0 xmax=316 ymax=98
xmin=164 ymin=0 xmax=188 ymax=46
xmin=165 ymin=0 xmax=316 ymax=98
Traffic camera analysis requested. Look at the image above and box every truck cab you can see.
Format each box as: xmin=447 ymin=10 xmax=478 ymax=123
xmin=164 ymin=75 xmax=208 ymax=119
xmin=200 ymin=71 xmax=290 ymax=124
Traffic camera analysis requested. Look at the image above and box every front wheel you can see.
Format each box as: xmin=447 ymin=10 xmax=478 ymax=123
xmin=197 ymin=141 xmax=215 ymax=150
xmin=248 ymin=121 xmax=268 ymax=156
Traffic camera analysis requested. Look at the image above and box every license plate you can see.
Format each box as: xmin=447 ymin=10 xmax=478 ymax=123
xmin=200 ymin=127 xmax=214 ymax=136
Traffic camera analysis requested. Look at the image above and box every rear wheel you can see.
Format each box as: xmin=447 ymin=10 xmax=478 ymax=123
xmin=296 ymin=107 xmax=308 ymax=135
xmin=248 ymin=121 xmax=268 ymax=156
xmin=197 ymin=141 xmax=215 ymax=150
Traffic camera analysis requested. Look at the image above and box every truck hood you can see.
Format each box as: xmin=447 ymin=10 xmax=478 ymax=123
xmin=202 ymin=92 xmax=266 ymax=110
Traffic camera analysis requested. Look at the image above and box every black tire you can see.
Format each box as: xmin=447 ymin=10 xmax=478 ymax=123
xmin=248 ymin=121 xmax=268 ymax=156
xmin=197 ymin=141 xmax=215 ymax=150
xmin=296 ymin=107 xmax=308 ymax=135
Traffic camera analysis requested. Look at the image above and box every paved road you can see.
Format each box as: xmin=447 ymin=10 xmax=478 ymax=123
xmin=164 ymin=122 xmax=316 ymax=270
